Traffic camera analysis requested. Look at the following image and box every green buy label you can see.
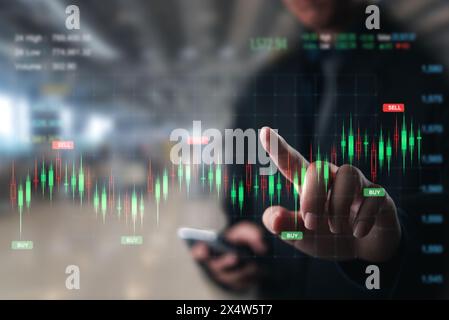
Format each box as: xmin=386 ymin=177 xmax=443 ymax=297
xmin=121 ymin=236 xmax=143 ymax=245
xmin=363 ymin=188 xmax=385 ymax=197
xmin=11 ymin=241 xmax=33 ymax=250
xmin=281 ymin=231 xmax=303 ymax=241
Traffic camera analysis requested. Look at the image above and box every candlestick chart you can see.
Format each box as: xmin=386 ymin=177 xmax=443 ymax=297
xmin=8 ymin=114 xmax=422 ymax=242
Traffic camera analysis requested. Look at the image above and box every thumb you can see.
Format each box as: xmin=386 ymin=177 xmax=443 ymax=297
xmin=262 ymin=206 xmax=311 ymax=252
xmin=259 ymin=127 xmax=309 ymax=184
xmin=262 ymin=206 xmax=302 ymax=234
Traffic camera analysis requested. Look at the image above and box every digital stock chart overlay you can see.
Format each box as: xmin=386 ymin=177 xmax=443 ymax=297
xmin=8 ymin=114 xmax=422 ymax=249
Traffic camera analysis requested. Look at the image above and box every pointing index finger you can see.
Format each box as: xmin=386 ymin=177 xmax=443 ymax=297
xmin=259 ymin=127 xmax=309 ymax=185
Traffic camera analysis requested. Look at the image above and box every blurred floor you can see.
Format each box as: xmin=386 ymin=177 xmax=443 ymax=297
xmin=0 ymin=192 xmax=253 ymax=299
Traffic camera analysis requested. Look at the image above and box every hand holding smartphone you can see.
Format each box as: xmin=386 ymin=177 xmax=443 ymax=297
xmin=177 ymin=227 xmax=254 ymax=257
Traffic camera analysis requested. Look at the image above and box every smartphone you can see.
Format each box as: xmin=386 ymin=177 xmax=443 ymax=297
xmin=177 ymin=227 xmax=253 ymax=257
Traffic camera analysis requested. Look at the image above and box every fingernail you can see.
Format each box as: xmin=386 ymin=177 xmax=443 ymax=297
xmin=270 ymin=208 xmax=278 ymax=231
xmin=226 ymin=254 xmax=238 ymax=264
xmin=305 ymin=212 xmax=318 ymax=230
xmin=353 ymin=221 xmax=371 ymax=238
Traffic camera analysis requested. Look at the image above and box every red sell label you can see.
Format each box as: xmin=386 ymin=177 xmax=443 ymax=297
xmin=383 ymin=103 xmax=405 ymax=113
xmin=52 ymin=140 xmax=74 ymax=150
xmin=187 ymin=136 xmax=209 ymax=145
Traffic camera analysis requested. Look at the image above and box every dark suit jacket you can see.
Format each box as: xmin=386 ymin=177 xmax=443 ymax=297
xmin=223 ymin=13 xmax=449 ymax=299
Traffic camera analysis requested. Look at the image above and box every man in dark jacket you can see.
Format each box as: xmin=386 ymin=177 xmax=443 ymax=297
xmin=191 ymin=0 xmax=448 ymax=299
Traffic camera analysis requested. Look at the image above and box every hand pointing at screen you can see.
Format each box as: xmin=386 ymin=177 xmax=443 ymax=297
xmin=259 ymin=127 xmax=402 ymax=263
